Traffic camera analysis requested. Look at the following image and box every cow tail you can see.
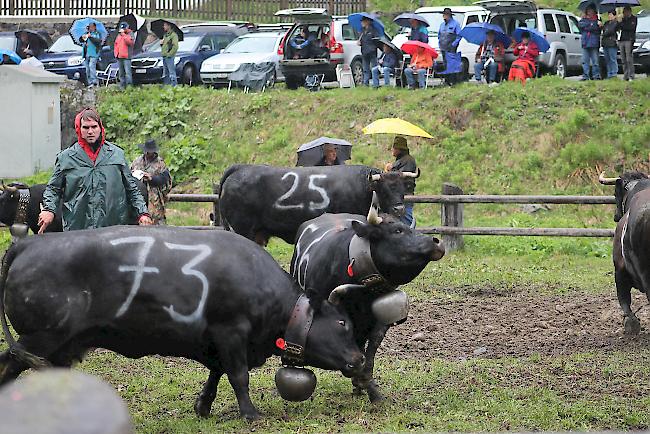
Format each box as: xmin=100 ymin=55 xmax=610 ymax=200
xmin=0 ymin=246 xmax=50 ymax=369
xmin=218 ymin=165 xmax=243 ymax=232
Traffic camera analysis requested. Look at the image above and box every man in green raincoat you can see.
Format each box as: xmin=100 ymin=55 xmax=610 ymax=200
xmin=38 ymin=108 xmax=153 ymax=232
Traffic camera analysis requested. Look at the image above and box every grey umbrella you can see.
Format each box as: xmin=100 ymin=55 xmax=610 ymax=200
xmin=296 ymin=137 xmax=353 ymax=166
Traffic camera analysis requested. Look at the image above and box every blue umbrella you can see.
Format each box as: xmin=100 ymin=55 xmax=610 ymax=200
xmin=599 ymin=0 xmax=639 ymax=7
xmin=69 ymin=17 xmax=108 ymax=46
xmin=393 ymin=12 xmax=429 ymax=28
xmin=348 ymin=13 xmax=385 ymax=35
xmin=512 ymin=27 xmax=550 ymax=53
xmin=0 ymin=49 xmax=21 ymax=65
xmin=459 ymin=22 xmax=512 ymax=46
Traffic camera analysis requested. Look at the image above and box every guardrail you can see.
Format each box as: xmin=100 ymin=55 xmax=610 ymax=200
xmin=168 ymin=182 xmax=616 ymax=251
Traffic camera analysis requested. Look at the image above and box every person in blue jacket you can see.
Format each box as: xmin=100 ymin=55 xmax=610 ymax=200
xmin=290 ymin=26 xmax=315 ymax=59
xmin=371 ymin=42 xmax=398 ymax=87
xmin=438 ymin=8 xmax=462 ymax=84
xmin=408 ymin=18 xmax=429 ymax=43
xmin=578 ymin=5 xmax=602 ymax=80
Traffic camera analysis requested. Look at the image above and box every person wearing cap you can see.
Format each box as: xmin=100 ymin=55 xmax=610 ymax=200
xmin=578 ymin=5 xmax=602 ymax=80
xmin=131 ymin=139 xmax=172 ymax=225
xmin=18 ymin=49 xmax=44 ymax=69
xmin=474 ymin=30 xmax=505 ymax=83
xmin=439 ymin=8 xmax=462 ymax=85
xmin=81 ymin=23 xmax=103 ymax=88
xmin=38 ymin=108 xmax=152 ymax=233
xmin=315 ymin=144 xmax=342 ymax=166
xmin=618 ymin=6 xmax=637 ymax=80
xmin=386 ymin=136 xmax=417 ymax=227
xmin=358 ymin=17 xmax=379 ymax=86
xmin=114 ymin=21 xmax=135 ymax=89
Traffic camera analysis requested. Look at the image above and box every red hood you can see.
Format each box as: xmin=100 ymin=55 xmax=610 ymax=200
xmin=75 ymin=108 xmax=106 ymax=148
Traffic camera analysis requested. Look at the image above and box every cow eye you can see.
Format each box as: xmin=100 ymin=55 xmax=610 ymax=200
xmin=338 ymin=320 xmax=346 ymax=327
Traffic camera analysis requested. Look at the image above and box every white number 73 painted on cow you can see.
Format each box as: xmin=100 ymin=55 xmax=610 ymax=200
xmin=110 ymin=237 xmax=212 ymax=323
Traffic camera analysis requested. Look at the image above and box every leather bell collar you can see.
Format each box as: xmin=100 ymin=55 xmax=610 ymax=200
xmin=347 ymin=235 xmax=396 ymax=292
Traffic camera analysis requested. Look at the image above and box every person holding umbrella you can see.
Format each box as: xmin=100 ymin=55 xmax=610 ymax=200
xmin=114 ymin=22 xmax=135 ymax=89
xmin=578 ymin=5 xmax=603 ymax=80
xmin=358 ymin=17 xmax=379 ymax=86
xmin=81 ymin=22 xmax=103 ymax=88
xmin=161 ymin=21 xmax=179 ymax=86
xmin=618 ymin=6 xmax=637 ymax=80
xmin=439 ymin=8 xmax=462 ymax=85
xmin=401 ymin=41 xmax=436 ymax=89
xmin=315 ymin=144 xmax=342 ymax=166
xmin=474 ymin=30 xmax=506 ymax=83
xmin=18 ymin=49 xmax=43 ymax=69
xmin=409 ymin=18 xmax=429 ymax=43
xmin=371 ymin=40 xmax=398 ymax=88
xmin=601 ymin=9 xmax=619 ymax=79
xmin=508 ymin=30 xmax=540 ymax=84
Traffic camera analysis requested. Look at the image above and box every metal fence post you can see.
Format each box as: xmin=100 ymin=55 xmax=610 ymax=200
xmin=9 ymin=0 xmax=15 ymax=14
xmin=211 ymin=183 xmax=221 ymax=227
xmin=441 ymin=182 xmax=464 ymax=251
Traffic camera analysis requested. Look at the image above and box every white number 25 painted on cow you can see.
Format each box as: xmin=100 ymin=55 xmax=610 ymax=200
xmin=110 ymin=237 xmax=211 ymax=323
xmin=274 ymin=172 xmax=330 ymax=211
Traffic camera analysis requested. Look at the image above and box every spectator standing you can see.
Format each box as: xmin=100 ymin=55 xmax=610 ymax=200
xmin=114 ymin=22 xmax=135 ymax=89
xmin=358 ymin=17 xmax=379 ymax=86
xmin=618 ymin=6 xmax=637 ymax=80
xmin=386 ymin=136 xmax=417 ymax=228
xmin=601 ymin=10 xmax=619 ymax=79
xmin=82 ymin=23 xmax=102 ymax=88
xmin=474 ymin=30 xmax=505 ymax=83
xmin=578 ymin=6 xmax=602 ymax=80
xmin=438 ymin=8 xmax=462 ymax=85
xmin=161 ymin=21 xmax=179 ymax=86
xmin=131 ymin=139 xmax=172 ymax=225
xmin=38 ymin=108 xmax=152 ymax=232
xmin=371 ymin=43 xmax=398 ymax=88
xmin=404 ymin=45 xmax=433 ymax=89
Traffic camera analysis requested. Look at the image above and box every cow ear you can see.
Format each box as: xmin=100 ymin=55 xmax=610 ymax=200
xmin=351 ymin=220 xmax=380 ymax=239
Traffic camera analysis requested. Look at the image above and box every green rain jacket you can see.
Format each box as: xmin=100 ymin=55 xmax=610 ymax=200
xmin=42 ymin=142 xmax=149 ymax=231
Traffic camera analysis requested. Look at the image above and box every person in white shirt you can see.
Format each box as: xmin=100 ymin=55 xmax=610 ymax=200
xmin=18 ymin=49 xmax=44 ymax=69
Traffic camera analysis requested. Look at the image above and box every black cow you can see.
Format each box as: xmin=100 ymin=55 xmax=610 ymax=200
xmin=219 ymin=164 xmax=419 ymax=245
xmin=599 ymin=171 xmax=650 ymax=335
xmin=0 ymin=226 xmax=365 ymax=420
xmin=290 ymin=200 xmax=445 ymax=402
xmin=0 ymin=183 xmax=63 ymax=233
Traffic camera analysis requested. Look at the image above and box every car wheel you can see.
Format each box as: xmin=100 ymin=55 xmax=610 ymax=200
xmin=350 ymin=59 xmax=363 ymax=85
xmin=461 ymin=58 xmax=470 ymax=81
xmin=552 ymin=54 xmax=566 ymax=78
xmin=285 ymin=75 xmax=300 ymax=90
xmin=182 ymin=64 xmax=195 ymax=86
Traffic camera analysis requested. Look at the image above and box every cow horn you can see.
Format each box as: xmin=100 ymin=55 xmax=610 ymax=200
xmin=2 ymin=183 xmax=17 ymax=193
xmin=401 ymin=168 xmax=421 ymax=179
xmin=598 ymin=172 xmax=620 ymax=185
xmin=328 ymin=284 xmax=366 ymax=305
xmin=369 ymin=173 xmax=381 ymax=182
xmin=367 ymin=192 xmax=383 ymax=225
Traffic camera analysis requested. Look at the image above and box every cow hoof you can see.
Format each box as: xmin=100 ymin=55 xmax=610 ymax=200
xmin=624 ymin=316 xmax=641 ymax=336
xmin=193 ymin=398 xmax=212 ymax=418
xmin=352 ymin=387 xmax=364 ymax=396
xmin=368 ymin=390 xmax=385 ymax=404
xmin=242 ymin=410 xmax=261 ymax=422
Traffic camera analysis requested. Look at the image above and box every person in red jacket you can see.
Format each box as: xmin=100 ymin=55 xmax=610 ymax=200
xmin=114 ymin=22 xmax=135 ymax=89
xmin=508 ymin=30 xmax=539 ymax=85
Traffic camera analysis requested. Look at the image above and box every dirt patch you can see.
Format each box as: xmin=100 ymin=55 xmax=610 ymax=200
xmin=382 ymin=291 xmax=650 ymax=360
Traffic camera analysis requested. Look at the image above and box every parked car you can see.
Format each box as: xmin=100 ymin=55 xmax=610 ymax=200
xmin=0 ymin=32 xmax=18 ymax=52
xmin=276 ymin=8 xmax=385 ymax=89
xmin=131 ymin=24 xmax=251 ymax=85
xmin=40 ymin=34 xmax=116 ymax=84
xmin=392 ymin=6 xmax=489 ymax=80
xmin=200 ymin=31 xmax=286 ymax=86
xmin=477 ymin=0 xmax=584 ymax=78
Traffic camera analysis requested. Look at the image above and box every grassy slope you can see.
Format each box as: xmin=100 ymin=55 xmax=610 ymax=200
xmin=1 ymin=80 xmax=649 ymax=432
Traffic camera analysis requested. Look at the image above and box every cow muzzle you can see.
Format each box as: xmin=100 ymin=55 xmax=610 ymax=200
xmin=430 ymin=238 xmax=445 ymax=261
xmin=343 ymin=353 xmax=366 ymax=377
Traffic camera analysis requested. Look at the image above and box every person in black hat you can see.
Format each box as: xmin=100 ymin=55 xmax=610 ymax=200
xmin=131 ymin=139 xmax=172 ymax=224
xmin=385 ymin=136 xmax=417 ymax=227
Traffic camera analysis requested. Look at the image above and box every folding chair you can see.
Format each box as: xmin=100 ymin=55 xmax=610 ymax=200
xmin=392 ymin=59 xmax=405 ymax=87
xmin=305 ymin=73 xmax=325 ymax=91
xmin=97 ymin=64 xmax=118 ymax=87
xmin=423 ymin=67 xmax=435 ymax=89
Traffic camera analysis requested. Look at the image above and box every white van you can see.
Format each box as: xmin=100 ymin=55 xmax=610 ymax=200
xmin=392 ymin=6 xmax=489 ymax=80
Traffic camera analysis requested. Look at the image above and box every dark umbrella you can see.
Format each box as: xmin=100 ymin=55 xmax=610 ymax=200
xmin=599 ymin=0 xmax=639 ymax=7
xmin=151 ymin=19 xmax=184 ymax=42
xmin=393 ymin=13 xmax=429 ymax=28
xmin=14 ymin=29 xmax=52 ymax=53
xmin=106 ymin=13 xmax=149 ymax=53
xmin=578 ymin=0 xmax=608 ymax=12
xmin=372 ymin=36 xmax=400 ymax=53
xmin=118 ymin=13 xmax=146 ymax=32
xmin=296 ymin=137 xmax=353 ymax=166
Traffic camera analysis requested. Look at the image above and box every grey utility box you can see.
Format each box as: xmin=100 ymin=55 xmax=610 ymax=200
xmin=0 ymin=65 xmax=64 ymax=178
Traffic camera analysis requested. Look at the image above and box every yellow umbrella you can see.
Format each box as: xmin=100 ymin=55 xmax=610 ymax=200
xmin=362 ymin=118 xmax=433 ymax=139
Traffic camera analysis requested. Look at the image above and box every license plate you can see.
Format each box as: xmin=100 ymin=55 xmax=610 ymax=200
xmin=135 ymin=68 xmax=146 ymax=74
xmin=216 ymin=73 xmax=228 ymax=78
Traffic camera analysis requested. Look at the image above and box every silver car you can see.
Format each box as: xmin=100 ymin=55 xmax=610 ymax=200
xmin=200 ymin=31 xmax=285 ymax=86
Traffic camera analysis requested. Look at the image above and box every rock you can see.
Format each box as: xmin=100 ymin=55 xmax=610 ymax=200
xmin=411 ymin=332 xmax=426 ymax=341
xmin=521 ymin=204 xmax=550 ymax=214
xmin=473 ymin=346 xmax=488 ymax=356
xmin=348 ymin=120 xmax=356 ymax=129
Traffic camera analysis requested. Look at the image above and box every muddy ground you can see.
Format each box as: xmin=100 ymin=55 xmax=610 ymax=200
xmin=383 ymin=291 xmax=650 ymax=360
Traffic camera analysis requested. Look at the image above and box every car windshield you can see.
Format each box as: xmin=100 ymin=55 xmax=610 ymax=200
xmin=224 ymin=36 xmax=277 ymax=53
xmin=414 ymin=12 xmax=466 ymax=36
xmin=146 ymin=36 xmax=200 ymax=52
xmin=637 ymin=15 xmax=650 ymax=33
xmin=48 ymin=35 xmax=82 ymax=53
xmin=0 ymin=35 xmax=15 ymax=51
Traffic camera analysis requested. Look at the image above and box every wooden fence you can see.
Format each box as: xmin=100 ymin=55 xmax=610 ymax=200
xmin=0 ymin=0 xmax=366 ymax=21
xmin=168 ymin=182 xmax=617 ymax=250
